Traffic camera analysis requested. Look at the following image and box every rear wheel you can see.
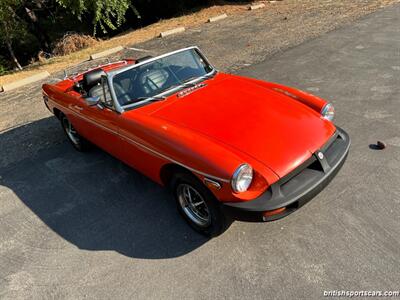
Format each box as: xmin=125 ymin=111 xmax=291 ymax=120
xmin=60 ymin=114 xmax=90 ymax=151
xmin=171 ymin=172 xmax=231 ymax=237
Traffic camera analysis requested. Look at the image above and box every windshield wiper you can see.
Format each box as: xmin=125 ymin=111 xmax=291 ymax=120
xmin=124 ymin=95 xmax=166 ymax=105
xmin=162 ymin=82 xmax=190 ymax=94
xmin=136 ymin=96 xmax=166 ymax=101
xmin=163 ymin=77 xmax=203 ymax=93
xmin=181 ymin=72 xmax=216 ymax=85
xmin=182 ymin=76 xmax=199 ymax=84
xmin=202 ymin=72 xmax=216 ymax=80
xmin=153 ymin=71 xmax=217 ymax=96
xmin=168 ymin=78 xmax=197 ymax=90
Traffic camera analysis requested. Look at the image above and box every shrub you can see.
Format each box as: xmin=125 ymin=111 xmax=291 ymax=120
xmin=0 ymin=57 xmax=10 ymax=75
xmin=52 ymin=33 xmax=98 ymax=56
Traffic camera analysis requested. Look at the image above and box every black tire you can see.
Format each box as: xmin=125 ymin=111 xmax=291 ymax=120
xmin=60 ymin=114 xmax=90 ymax=151
xmin=171 ymin=172 xmax=231 ymax=237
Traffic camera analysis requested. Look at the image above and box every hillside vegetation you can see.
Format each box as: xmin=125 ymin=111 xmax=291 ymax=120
xmin=0 ymin=0 xmax=241 ymax=74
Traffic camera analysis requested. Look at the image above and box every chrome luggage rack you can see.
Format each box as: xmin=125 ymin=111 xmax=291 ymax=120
xmin=63 ymin=57 xmax=128 ymax=80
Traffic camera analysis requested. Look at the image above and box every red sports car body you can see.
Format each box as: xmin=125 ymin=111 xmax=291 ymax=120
xmin=42 ymin=47 xmax=350 ymax=236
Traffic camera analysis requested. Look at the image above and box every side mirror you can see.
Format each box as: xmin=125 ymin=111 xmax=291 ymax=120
xmin=85 ymin=96 xmax=100 ymax=106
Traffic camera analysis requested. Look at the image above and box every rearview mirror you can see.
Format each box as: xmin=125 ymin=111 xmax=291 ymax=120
xmin=85 ymin=96 xmax=100 ymax=106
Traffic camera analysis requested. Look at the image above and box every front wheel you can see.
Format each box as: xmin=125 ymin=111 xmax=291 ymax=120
xmin=172 ymin=173 xmax=231 ymax=237
xmin=60 ymin=114 xmax=90 ymax=151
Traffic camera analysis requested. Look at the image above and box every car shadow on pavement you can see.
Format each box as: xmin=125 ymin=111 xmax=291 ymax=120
xmin=0 ymin=117 xmax=207 ymax=259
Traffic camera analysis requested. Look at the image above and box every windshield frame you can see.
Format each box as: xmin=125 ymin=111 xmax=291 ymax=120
xmin=106 ymin=46 xmax=216 ymax=113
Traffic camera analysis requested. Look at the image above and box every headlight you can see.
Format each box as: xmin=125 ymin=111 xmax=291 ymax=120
xmin=321 ymin=103 xmax=335 ymax=121
xmin=231 ymin=164 xmax=253 ymax=193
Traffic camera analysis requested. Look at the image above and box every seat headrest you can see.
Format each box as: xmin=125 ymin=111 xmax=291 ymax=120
xmin=83 ymin=69 xmax=106 ymax=88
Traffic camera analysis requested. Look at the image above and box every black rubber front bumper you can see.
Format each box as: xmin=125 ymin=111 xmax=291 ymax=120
xmin=222 ymin=127 xmax=350 ymax=222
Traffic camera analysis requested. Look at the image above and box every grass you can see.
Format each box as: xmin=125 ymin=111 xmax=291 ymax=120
xmin=0 ymin=2 xmax=256 ymax=86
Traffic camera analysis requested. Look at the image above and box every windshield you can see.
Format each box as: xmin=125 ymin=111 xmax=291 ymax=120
xmin=112 ymin=48 xmax=214 ymax=106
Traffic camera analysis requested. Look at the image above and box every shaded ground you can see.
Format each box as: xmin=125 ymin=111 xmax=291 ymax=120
xmin=0 ymin=3 xmax=400 ymax=299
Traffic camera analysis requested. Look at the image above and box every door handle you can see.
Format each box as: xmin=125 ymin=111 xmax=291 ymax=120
xmin=73 ymin=105 xmax=83 ymax=111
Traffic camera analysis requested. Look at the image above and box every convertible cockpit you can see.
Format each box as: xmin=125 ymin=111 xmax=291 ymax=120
xmin=75 ymin=48 xmax=214 ymax=110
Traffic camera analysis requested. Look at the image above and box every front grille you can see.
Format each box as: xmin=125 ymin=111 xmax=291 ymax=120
xmin=278 ymin=131 xmax=343 ymax=198
xmin=325 ymin=134 xmax=346 ymax=166
xmin=307 ymin=158 xmax=324 ymax=172
xmin=223 ymin=127 xmax=350 ymax=217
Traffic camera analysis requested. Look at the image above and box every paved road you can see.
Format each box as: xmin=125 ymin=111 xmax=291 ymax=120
xmin=1 ymin=5 xmax=399 ymax=299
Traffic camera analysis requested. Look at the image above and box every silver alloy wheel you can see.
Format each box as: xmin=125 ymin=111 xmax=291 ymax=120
xmin=177 ymin=183 xmax=211 ymax=227
xmin=63 ymin=117 xmax=80 ymax=145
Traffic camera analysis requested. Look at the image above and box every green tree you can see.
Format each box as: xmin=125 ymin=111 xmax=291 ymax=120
xmin=56 ymin=0 xmax=132 ymax=35
xmin=0 ymin=0 xmax=26 ymax=70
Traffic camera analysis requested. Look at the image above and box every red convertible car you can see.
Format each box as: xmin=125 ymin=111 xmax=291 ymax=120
xmin=42 ymin=46 xmax=350 ymax=236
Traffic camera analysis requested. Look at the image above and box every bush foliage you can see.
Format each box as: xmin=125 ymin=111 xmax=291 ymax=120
xmin=52 ymin=33 xmax=97 ymax=56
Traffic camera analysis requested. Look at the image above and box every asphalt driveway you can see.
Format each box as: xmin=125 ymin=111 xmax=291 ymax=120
xmin=1 ymin=4 xmax=399 ymax=299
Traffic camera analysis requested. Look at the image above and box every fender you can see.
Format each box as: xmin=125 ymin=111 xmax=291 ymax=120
xmin=232 ymin=75 xmax=327 ymax=113
xmin=119 ymin=112 xmax=279 ymax=201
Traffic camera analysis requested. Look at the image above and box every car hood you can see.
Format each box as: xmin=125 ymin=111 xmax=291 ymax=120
xmin=151 ymin=75 xmax=336 ymax=177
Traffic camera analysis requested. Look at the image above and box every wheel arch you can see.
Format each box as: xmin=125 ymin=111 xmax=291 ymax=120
xmin=159 ymin=163 xmax=198 ymax=188
xmin=53 ymin=107 xmax=63 ymax=120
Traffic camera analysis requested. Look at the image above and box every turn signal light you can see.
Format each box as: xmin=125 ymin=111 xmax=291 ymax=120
xmin=263 ymin=207 xmax=286 ymax=217
xmin=204 ymin=178 xmax=221 ymax=190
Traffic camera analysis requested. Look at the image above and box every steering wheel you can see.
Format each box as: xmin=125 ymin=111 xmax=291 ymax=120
xmin=113 ymin=83 xmax=131 ymax=105
xmin=174 ymin=65 xmax=187 ymax=77
xmin=145 ymin=76 xmax=159 ymax=91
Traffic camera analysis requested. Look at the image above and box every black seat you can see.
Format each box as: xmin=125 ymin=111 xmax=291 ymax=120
xmin=83 ymin=69 xmax=106 ymax=97
xmin=139 ymin=68 xmax=169 ymax=94
xmin=83 ymin=67 xmax=134 ymax=106
xmin=88 ymin=84 xmax=104 ymax=99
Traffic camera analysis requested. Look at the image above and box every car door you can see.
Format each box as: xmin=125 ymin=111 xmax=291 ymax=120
xmin=77 ymin=77 xmax=121 ymax=157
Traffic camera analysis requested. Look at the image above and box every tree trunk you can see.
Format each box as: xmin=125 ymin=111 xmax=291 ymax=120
xmin=2 ymin=19 xmax=23 ymax=70
xmin=24 ymin=6 xmax=51 ymax=52
xmin=5 ymin=39 xmax=22 ymax=70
